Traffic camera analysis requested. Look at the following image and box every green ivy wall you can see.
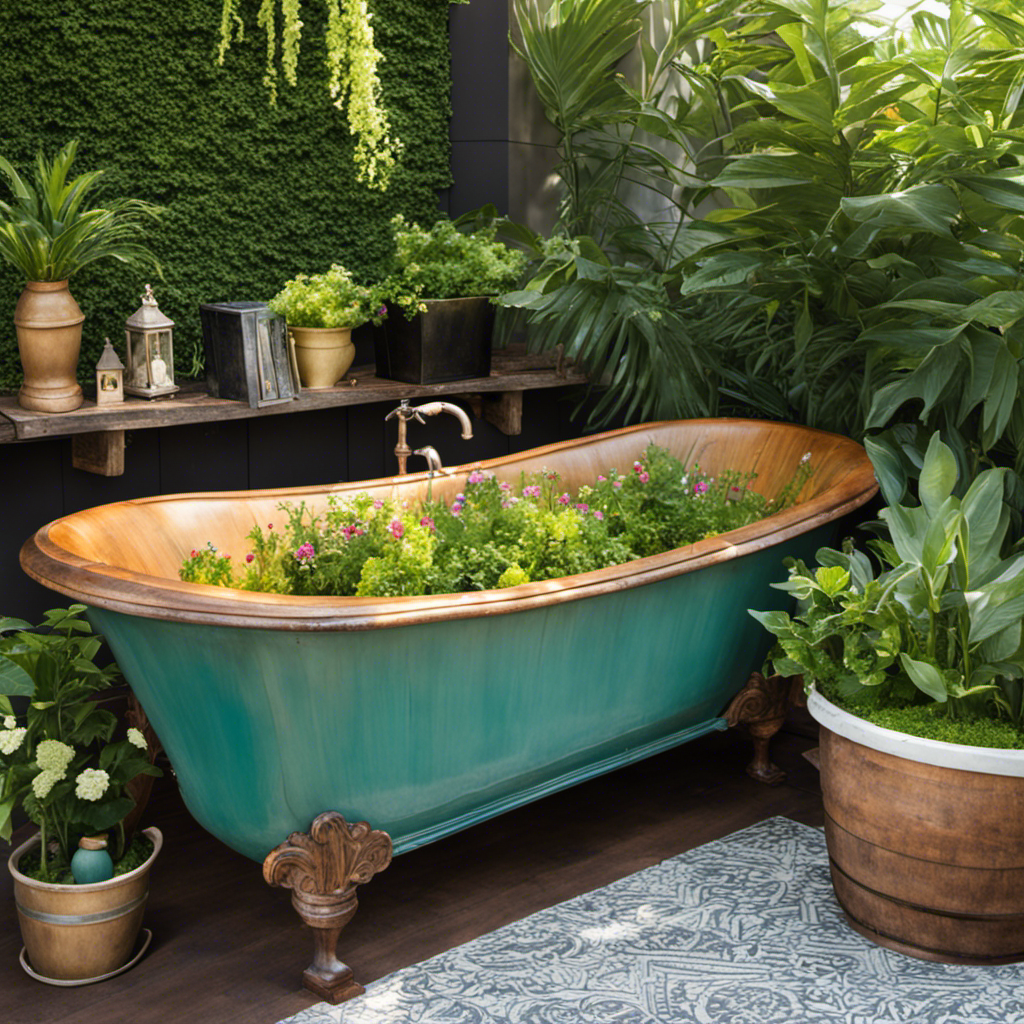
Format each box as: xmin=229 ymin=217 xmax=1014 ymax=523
xmin=0 ymin=0 xmax=454 ymax=389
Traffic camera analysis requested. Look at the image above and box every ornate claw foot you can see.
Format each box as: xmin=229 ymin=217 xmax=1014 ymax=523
xmin=724 ymin=672 xmax=805 ymax=785
xmin=264 ymin=812 xmax=393 ymax=1003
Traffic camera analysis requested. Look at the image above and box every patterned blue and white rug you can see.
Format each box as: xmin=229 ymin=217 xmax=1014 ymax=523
xmin=278 ymin=816 xmax=1024 ymax=1024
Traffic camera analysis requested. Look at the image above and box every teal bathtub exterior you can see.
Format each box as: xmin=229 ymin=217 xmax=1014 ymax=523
xmin=21 ymin=420 xmax=877 ymax=865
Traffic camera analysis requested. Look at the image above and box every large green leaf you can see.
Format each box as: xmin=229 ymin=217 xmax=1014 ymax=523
xmin=918 ymin=432 xmax=958 ymax=517
xmin=900 ymin=653 xmax=949 ymax=702
xmin=841 ymin=185 xmax=959 ymax=237
xmin=0 ymin=657 xmax=34 ymax=697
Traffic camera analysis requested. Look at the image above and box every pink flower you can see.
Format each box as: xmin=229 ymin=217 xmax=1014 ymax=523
xmin=294 ymin=543 xmax=315 ymax=562
xmin=613 ymin=481 xmax=623 ymax=489
xmin=499 ymin=481 xmax=513 ymax=492
xmin=223 ymin=553 xmax=231 ymax=559
xmin=575 ymin=503 xmax=589 ymax=512
xmin=522 ymin=485 xmax=541 ymax=499
xmin=420 ymin=515 xmax=435 ymax=532
xmin=597 ymin=475 xmax=606 ymax=482
xmin=373 ymin=499 xmax=384 ymax=510
xmin=389 ymin=519 xmax=405 ymax=539
xmin=634 ymin=461 xmax=644 ymax=474
xmin=451 ymin=502 xmax=463 ymax=516
xmin=190 ymin=549 xmax=197 ymax=558
xmin=694 ymin=480 xmax=709 ymax=495
xmin=353 ymin=528 xmax=365 ymax=537
xmin=638 ymin=472 xmax=649 ymax=484
xmin=546 ymin=471 xmax=559 ymax=481
xmin=557 ymin=493 xmax=571 ymax=505
xmin=593 ymin=510 xmax=604 ymax=520
xmin=268 ymin=524 xmax=273 ymax=530
xmin=245 ymin=553 xmax=255 ymax=564
xmin=468 ymin=471 xmax=486 ymax=484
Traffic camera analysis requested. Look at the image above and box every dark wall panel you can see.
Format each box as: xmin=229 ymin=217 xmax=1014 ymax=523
xmin=247 ymin=408 xmax=348 ymax=490
xmin=157 ymin=420 xmax=250 ymax=495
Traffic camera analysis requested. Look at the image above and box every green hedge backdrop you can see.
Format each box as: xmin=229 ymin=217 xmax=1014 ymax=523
xmin=0 ymin=0 xmax=454 ymax=390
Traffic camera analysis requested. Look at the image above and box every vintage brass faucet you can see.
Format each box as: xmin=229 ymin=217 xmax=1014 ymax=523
xmin=385 ymin=399 xmax=473 ymax=474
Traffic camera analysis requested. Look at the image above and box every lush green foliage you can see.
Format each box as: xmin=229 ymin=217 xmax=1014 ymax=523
xmin=268 ymin=263 xmax=388 ymax=328
xmin=180 ymin=444 xmax=812 ymax=596
xmin=507 ymin=0 xmax=1024 ymax=484
xmin=0 ymin=607 xmax=161 ymax=880
xmin=379 ymin=215 xmax=529 ymax=318
xmin=0 ymin=141 xmax=161 ymax=283
xmin=217 ymin=0 xmax=400 ymax=187
xmin=751 ymin=433 xmax=1024 ymax=740
xmin=0 ymin=0 xmax=454 ymax=390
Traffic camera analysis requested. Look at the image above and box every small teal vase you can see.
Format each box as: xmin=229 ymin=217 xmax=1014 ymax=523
xmin=71 ymin=834 xmax=114 ymax=884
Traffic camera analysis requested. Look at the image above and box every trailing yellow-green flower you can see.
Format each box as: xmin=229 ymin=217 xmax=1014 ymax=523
xmin=36 ymin=739 xmax=75 ymax=774
xmin=0 ymin=727 xmax=26 ymax=756
xmin=75 ymin=768 xmax=111 ymax=802
xmin=32 ymin=769 xmax=62 ymax=800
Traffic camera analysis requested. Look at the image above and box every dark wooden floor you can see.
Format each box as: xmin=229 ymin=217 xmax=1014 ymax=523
xmin=0 ymin=723 xmax=823 ymax=1024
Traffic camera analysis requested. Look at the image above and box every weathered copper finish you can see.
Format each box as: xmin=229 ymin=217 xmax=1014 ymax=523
xmin=14 ymin=280 xmax=85 ymax=413
xmin=819 ymin=725 xmax=1024 ymax=963
xmin=724 ymin=672 xmax=806 ymax=784
xmin=20 ymin=419 xmax=878 ymax=631
xmin=264 ymin=813 xmax=393 ymax=1003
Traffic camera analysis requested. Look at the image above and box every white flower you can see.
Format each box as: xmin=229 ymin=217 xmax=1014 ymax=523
xmin=0 ymin=727 xmax=27 ymax=756
xmin=31 ymin=768 xmax=61 ymax=799
xmin=36 ymin=739 xmax=75 ymax=774
xmin=801 ymin=451 xmax=812 ymax=464
xmin=3 ymin=716 xmax=16 ymax=729
xmin=75 ymin=768 xmax=110 ymax=802
xmin=127 ymin=727 xmax=148 ymax=750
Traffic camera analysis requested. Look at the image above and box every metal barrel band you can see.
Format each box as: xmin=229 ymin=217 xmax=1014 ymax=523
xmin=15 ymin=890 xmax=148 ymax=926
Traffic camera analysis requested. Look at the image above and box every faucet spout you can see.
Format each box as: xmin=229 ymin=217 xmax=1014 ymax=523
xmin=413 ymin=446 xmax=448 ymax=475
xmin=411 ymin=401 xmax=473 ymax=440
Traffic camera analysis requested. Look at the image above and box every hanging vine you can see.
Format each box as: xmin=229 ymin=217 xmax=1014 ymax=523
xmin=217 ymin=0 xmax=400 ymax=189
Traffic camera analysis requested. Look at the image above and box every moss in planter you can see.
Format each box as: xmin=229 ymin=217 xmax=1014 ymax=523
xmin=16 ymin=833 xmax=155 ymax=885
xmin=819 ymin=682 xmax=1024 ymax=750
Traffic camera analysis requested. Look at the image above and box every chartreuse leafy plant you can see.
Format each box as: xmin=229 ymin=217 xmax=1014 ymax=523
xmin=0 ymin=140 xmax=160 ymax=282
xmin=751 ymin=434 xmax=1024 ymax=745
xmin=378 ymin=215 xmax=528 ymax=319
xmin=180 ymin=444 xmax=813 ymax=597
xmin=0 ymin=607 xmax=162 ymax=881
xmin=216 ymin=0 xmax=403 ymax=187
xmin=268 ymin=263 xmax=388 ymax=329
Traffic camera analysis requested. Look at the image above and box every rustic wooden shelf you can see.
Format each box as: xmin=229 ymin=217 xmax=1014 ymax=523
xmin=0 ymin=347 xmax=585 ymax=475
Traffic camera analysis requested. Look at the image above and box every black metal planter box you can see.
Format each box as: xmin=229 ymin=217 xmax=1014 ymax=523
xmin=373 ymin=296 xmax=494 ymax=385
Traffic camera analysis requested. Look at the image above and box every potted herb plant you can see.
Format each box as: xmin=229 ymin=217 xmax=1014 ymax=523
xmin=0 ymin=140 xmax=161 ymax=413
xmin=268 ymin=263 xmax=387 ymax=389
xmin=373 ymin=215 xmax=527 ymax=384
xmin=1 ymin=605 xmax=163 ymax=984
xmin=751 ymin=433 xmax=1024 ymax=964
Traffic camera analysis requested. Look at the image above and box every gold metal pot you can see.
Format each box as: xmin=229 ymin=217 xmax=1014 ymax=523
xmin=14 ymin=280 xmax=85 ymax=413
xmin=9 ymin=826 xmax=162 ymax=983
xmin=289 ymin=326 xmax=355 ymax=389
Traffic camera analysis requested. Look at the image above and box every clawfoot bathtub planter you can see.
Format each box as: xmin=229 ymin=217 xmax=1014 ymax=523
xmin=20 ymin=419 xmax=875 ymax=1001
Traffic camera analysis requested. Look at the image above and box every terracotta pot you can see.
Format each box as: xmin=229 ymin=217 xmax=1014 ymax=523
xmin=9 ymin=826 xmax=162 ymax=983
xmin=373 ymin=296 xmax=494 ymax=384
xmin=14 ymin=280 xmax=85 ymax=413
xmin=809 ymin=688 xmax=1024 ymax=964
xmin=289 ymin=326 xmax=356 ymax=389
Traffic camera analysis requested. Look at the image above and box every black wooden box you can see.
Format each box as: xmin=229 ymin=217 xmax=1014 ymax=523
xmin=199 ymin=302 xmax=300 ymax=408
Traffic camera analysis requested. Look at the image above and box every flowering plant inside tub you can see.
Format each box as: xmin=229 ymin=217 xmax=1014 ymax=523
xmin=750 ymin=433 xmax=1024 ymax=749
xmin=0 ymin=606 xmax=162 ymax=881
xmin=182 ymin=444 xmax=814 ymax=598
xmin=267 ymin=263 xmax=389 ymax=329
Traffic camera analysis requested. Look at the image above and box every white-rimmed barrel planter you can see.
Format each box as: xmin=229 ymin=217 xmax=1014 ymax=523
xmin=808 ymin=688 xmax=1024 ymax=964
xmin=8 ymin=826 xmax=162 ymax=984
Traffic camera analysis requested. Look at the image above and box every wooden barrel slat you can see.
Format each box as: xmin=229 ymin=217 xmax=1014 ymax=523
xmin=820 ymin=726 xmax=1024 ymax=963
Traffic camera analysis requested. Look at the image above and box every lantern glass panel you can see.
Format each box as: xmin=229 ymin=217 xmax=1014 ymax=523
xmin=152 ymin=330 xmax=173 ymax=386
xmin=128 ymin=330 xmax=150 ymax=388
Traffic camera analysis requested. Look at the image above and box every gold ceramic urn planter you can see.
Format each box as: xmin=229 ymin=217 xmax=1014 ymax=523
xmin=14 ymin=280 xmax=86 ymax=413
xmin=9 ymin=826 xmax=162 ymax=985
xmin=289 ymin=326 xmax=356 ymax=389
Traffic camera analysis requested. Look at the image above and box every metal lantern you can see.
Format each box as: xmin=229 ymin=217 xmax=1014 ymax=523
xmin=124 ymin=284 xmax=179 ymax=399
xmin=94 ymin=337 xmax=125 ymax=406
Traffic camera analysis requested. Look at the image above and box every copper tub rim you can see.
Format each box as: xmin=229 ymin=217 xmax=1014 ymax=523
xmin=20 ymin=418 xmax=878 ymax=632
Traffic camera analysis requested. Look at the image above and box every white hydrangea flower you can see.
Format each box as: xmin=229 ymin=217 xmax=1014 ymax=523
xmin=35 ymin=739 xmax=75 ymax=774
xmin=31 ymin=768 xmax=61 ymax=799
xmin=0 ymin=727 xmax=27 ymax=756
xmin=75 ymin=768 xmax=110 ymax=802
xmin=127 ymin=727 xmax=148 ymax=750
xmin=3 ymin=715 xmax=16 ymax=729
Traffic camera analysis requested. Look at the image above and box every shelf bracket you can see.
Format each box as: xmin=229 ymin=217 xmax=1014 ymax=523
xmin=72 ymin=430 xmax=125 ymax=476
xmin=462 ymin=390 xmax=523 ymax=436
